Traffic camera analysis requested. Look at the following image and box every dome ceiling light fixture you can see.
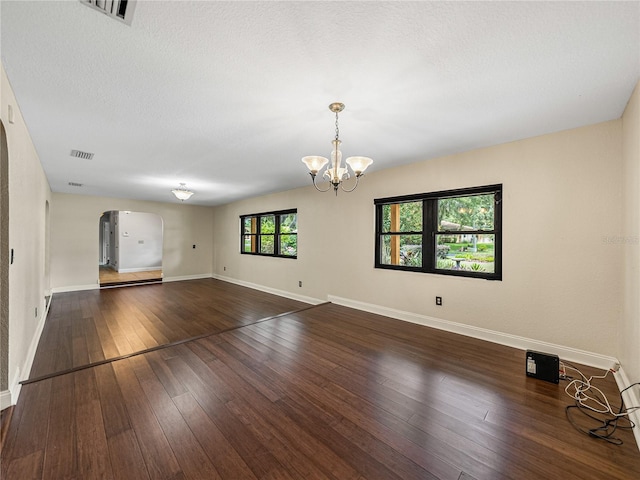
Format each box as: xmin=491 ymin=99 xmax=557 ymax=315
xmin=302 ymin=102 xmax=373 ymax=195
xmin=171 ymin=183 xmax=194 ymax=201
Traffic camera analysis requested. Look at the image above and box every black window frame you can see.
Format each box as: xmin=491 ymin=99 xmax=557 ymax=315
xmin=374 ymin=184 xmax=502 ymax=280
xmin=240 ymin=209 xmax=297 ymax=259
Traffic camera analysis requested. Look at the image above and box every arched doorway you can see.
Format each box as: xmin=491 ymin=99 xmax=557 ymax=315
xmin=98 ymin=210 xmax=164 ymax=287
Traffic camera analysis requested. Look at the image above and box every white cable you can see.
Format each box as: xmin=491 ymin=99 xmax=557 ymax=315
xmin=560 ymin=363 xmax=640 ymax=417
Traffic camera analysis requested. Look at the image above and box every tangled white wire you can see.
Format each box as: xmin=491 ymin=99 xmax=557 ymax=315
xmin=561 ymin=363 xmax=639 ymax=417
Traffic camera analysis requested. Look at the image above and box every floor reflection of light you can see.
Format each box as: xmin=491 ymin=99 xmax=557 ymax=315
xmin=251 ymin=316 xmax=306 ymax=369
xmin=370 ymin=351 xmax=515 ymax=474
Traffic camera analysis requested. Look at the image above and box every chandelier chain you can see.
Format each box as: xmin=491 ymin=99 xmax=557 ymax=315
xmin=334 ymin=111 xmax=340 ymax=142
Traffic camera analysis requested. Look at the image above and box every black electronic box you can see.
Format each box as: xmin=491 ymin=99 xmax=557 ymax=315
xmin=525 ymin=350 xmax=560 ymax=384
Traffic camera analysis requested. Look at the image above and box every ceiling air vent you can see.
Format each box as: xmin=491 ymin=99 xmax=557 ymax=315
xmin=70 ymin=149 xmax=94 ymax=160
xmin=79 ymin=0 xmax=137 ymax=26
xmin=68 ymin=182 xmax=84 ymax=187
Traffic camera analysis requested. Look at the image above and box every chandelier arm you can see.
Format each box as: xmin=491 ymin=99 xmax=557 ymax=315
xmin=339 ymin=174 xmax=362 ymax=193
xmin=310 ymin=173 xmax=332 ymax=192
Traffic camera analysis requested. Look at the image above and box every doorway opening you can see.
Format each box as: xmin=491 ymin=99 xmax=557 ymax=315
xmin=99 ymin=210 xmax=163 ymax=287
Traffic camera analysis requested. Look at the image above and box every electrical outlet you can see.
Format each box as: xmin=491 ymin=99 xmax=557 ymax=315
xmin=436 ymin=296 xmax=442 ymax=306
xmin=224 ymin=266 xmax=226 ymax=271
xmin=298 ymin=281 xmax=303 ymax=287
xmin=35 ymin=307 xmax=38 ymax=318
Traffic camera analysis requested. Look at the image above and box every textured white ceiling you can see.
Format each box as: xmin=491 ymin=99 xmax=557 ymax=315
xmin=1 ymin=1 xmax=639 ymax=205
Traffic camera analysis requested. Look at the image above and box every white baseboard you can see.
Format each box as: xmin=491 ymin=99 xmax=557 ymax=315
xmin=163 ymin=273 xmax=213 ymax=283
xmin=117 ymin=266 xmax=162 ymax=274
xmin=213 ymin=274 xmax=324 ymax=305
xmin=7 ymin=295 xmax=52 ymax=405
xmin=0 ymin=389 xmax=11 ymax=410
xmin=328 ymin=295 xmax=619 ymax=371
xmin=8 ymin=368 xmax=21 ymax=407
xmin=52 ymin=283 xmax=99 ymax=293
xmin=614 ymin=366 xmax=640 ymax=451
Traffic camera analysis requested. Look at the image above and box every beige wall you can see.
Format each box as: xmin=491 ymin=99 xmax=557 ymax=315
xmin=1 ymin=65 xmax=52 ymax=404
xmin=50 ymin=193 xmax=214 ymax=290
xmin=214 ymin=119 xmax=624 ymax=359
xmin=622 ymin=80 xmax=640 ymax=383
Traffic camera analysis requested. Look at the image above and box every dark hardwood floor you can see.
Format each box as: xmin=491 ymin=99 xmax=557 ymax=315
xmin=2 ymin=279 xmax=639 ymax=479
xmin=28 ymin=279 xmax=310 ymax=380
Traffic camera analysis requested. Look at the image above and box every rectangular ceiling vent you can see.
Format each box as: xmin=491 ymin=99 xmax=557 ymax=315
xmin=68 ymin=182 xmax=84 ymax=187
xmin=70 ymin=149 xmax=94 ymax=160
xmin=79 ymin=0 xmax=136 ymax=26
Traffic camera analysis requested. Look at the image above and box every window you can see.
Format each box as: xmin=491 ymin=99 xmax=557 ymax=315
xmin=375 ymin=185 xmax=502 ymax=280
xmin=241 ymin=209 xmax=297 ymax=258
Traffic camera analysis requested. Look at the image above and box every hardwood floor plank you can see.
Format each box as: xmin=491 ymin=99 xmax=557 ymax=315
xmin=111 ymin=359 xmax=184 ymax=480
xmin=94 ymin=363 xmax=132 ymax=438
xmin=9 ymin=380 xmax=52 ymax=459
xmin=42 ymin=374 xmax=76 ymax=478
xmin=172 ymin=391 xmax=259 ymax=480
xmin=197 ymin=337 xmax=285 ymax=402
xmin=3 ymin=450 xmax=44 ymax=480
xmin=85 ymin=315 xmax=107 ymax=364
xmin=74 ymin=368 xmax=114 ymax=479
xmin=130 ymin=354 xmax=223 ymax=480
xmin=107 ymin=428 xmax=151 ymax=480
xmin=90 ymin=303 xmax=121 ymax=361
xmin=145 ymin=350 xmax=188 ymax=399
xmin=72 ymin=314 xmax=90 ymax=367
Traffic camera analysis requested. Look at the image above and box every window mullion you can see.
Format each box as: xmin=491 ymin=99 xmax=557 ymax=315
xmin=275 ymin=215 xmax=281 ymax=255
xmin=494 ymin=192 xmax=502 ymax=278
xmin=251 ymin=216 xmax=257 ymax=253
xmin=390 ymin=203 xmax=401 ymax=265
xmin=423 ymin=199 xmax=436 ymax=272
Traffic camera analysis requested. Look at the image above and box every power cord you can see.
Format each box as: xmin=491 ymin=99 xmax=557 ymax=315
xmin=559 ymin=361 xmax=640 ymax=445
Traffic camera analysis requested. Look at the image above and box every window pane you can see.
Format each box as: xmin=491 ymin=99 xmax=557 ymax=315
xmin=382 ymin=202 xmax=422 ymax=232
xmin=242 ymin=235 xmax=256 ymax=253
xmin=380 ymin=234 xmax=422 ymax=267
xmin=438 ymin=194 xmax=494 ymax=231
xmin=260 ymin=235 xmax=275 ymax=254
xmin=260 ymin=215 xmax=275 ymax=234
xmin=280 ymin=234 xmax=297 ymax=256
xmin=435 ymin=234 xmax=495 ymax=273
xmin=243 ymin=217 xmax=253 ymax=234
xmin=280 ymin=213 xmax=297 ymax=233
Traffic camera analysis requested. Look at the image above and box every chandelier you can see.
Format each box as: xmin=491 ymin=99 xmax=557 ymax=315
xmin=171 ymin=183 xmax=194 ymax=201
xmin=302 ymin=103 xmax=373 ymax=194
